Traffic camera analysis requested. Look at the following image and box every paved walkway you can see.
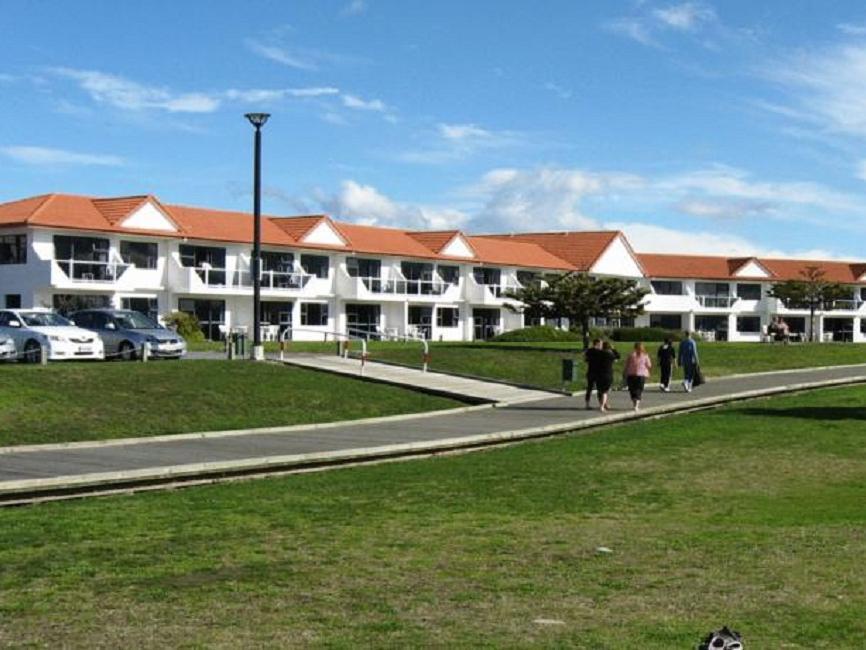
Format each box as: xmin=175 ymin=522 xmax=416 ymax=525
xmin=280 ymin=353 xmax=556 ymax=404
xmin=2 ymin=363 xmax=866 ymax=504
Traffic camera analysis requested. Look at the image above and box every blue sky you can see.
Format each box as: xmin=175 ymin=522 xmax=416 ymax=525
xmin=4 ymin=1 xmax=866 ymax=258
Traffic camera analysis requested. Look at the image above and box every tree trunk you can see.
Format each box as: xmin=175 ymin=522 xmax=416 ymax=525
xmin=810 ymin=303 xmax=816 ymax=342
xmin=581 ymin=319 xmax=590 ymax=350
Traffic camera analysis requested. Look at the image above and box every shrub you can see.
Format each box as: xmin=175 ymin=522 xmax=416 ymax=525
xmin=492 ymin=325 xmax=582 ymax=343
xmin=611 ymin=326 xmax=683 ymax=342
xmin=162 ymin=311 xmax=205 ymax=342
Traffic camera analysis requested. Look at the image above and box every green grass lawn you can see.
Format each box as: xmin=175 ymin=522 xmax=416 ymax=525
xmin=0 ymin=360 xmax=460 ymax=447
xmin=365 ymin=340 xmax=866 ymax=391
xmin=2 ymin=385 xmax=866 ymax=647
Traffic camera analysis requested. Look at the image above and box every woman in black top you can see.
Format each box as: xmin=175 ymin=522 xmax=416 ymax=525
xmin=657 ymin=337 xmax=677 ymax=392
xmin=596 ymin=341 xmax=620 ymax=412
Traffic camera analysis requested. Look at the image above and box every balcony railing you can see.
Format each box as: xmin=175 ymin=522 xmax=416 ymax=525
xmin=696 ymin=295 xmax=738 ymax=308
xmin=827 ymin=299 xmax=862 ymax=311
xmin=189 ymin=266 xmax=312 ymax=291
xmin=358 ymin=276 xmax=453 ymax=296
xmin=56 ymin=259 xmax=131 ymax=283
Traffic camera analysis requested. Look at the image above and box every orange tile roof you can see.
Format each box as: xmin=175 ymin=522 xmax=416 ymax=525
xmin=466 ymin=236 xmax=576 ymax=270
xmin=478 ymin=231 xmax=620 ymax=271
xmin=91 ymin=195 xmax=150 ymax=225
xmin=640 ymin=253 xmax=866 ymax=283
xmin=333 ymin=222 xmax=443 ymax=259
xmin=406 ymin=230 xmax=465 ymax=254
xmin=270 ymin=215 xmax=329 ymax=241
xmin=0 ymin=193 xmax=55 ymax=226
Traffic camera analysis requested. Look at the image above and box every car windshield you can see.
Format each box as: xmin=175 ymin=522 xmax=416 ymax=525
xmin=113 ymin=312 xmax=159 ymax=330
xmin=20 ymin=312 xmax=72 ymax=327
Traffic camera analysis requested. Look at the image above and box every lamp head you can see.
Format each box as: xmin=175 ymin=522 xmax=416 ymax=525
xmin=245 ymin=113 xmax=271 ymax=128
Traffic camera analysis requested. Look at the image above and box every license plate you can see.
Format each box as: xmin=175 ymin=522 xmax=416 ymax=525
xmin=78 ymin=346 xmax=92 ymax=353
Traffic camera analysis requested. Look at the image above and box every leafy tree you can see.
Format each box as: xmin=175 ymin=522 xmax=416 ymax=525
xmin=506 ymin=273 xmax=648 ymax=348
xmin=768 ymin=266 xmax=851 ymax=342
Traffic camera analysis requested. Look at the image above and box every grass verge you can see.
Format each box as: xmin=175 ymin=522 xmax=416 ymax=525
xmin=365 ymin=340 xmax=866 ymax=391
xmin=0 ymin=360 xmax=460 ymax=446
xmin=2 ymin=385 xmax=866 ymax=646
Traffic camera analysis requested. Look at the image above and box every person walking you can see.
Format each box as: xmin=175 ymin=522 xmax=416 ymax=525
xmin=678 ymin=331 xmax=699 ymax=392
xmin=624 ymin=342 xmax=652 ymax=411
xmin=596 ymin=340 xmax=620 ymax=412
xmin=583 ymin=338 xmax=603 ymax=410
xmin=657 ymin=337 xmax=677 ymax=392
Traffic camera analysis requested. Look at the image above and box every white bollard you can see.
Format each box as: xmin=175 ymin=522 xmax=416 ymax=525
xmin=141 ymin=342 xmax=150 ymax=362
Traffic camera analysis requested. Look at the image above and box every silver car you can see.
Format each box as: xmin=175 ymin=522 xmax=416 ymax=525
xmin=71 ymin=309 xmax=186 ymax=361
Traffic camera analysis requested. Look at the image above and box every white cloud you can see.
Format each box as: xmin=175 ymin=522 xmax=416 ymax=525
xmin=399 ymin=123 xmax=522 ymax=164
xmin=340 ymin=0 xmax=367 ymax=17
xmin=2 ymin=145 xmax=124 ymax=166
xmin=341 ymin=93 xmax=387 ymax=112
xmin=543 ymin=81 xmax=572 ymax=99
xmin=837 ymin=23 xmax=866 ymax=36
xmin=245 ymin=39 xmax=318 ymax=71
xmin=652 ymin=2 xmax=715 ymax=31
xmin=225 ymin=87 xmax=340 ymax=103
xmin=468 ymin=167 xmax=643 ymax=232
xmin=606 ymin=221 xmax=840 ymax=258
xmin=319 ymin=180 xmax=468 ymax=229
xmin=761 ymin=43 xmax=866 ymax=138
xmin=604 ymin=17 xmax=661 ymax=48
xmin=50 ymin=67 xmax=220 ymax=113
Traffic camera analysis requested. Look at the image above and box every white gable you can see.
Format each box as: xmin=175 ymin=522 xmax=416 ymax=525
xmin=590 ymin=236 xmax=643 ymax=278
xmin=734 ymin=260 xmax=770 ymax=278
xmin=303 ymin=220 xmax=346 ymax=246
xmin=441 ymin=234 xmax=475 ymax=258
xmin=121 ymin=201 xmax=177 ymax=232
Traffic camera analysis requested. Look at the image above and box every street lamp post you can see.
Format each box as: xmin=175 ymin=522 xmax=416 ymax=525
xmin=245 ymin=112 xmax=270 ymax=361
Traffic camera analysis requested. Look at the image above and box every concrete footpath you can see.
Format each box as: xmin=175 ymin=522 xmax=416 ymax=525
xmin=2 ymin=363 xmax=866 ymax=505
xmin=280 ymin=353 xmax=556 ymax=404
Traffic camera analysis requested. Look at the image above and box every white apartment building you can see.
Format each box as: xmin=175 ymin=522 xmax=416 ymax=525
xmin=1 ymin=192 xmax=865 ymax=343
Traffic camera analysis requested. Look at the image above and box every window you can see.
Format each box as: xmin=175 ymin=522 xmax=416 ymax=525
xmin=0 ymin=311 xmax=16 ymax=327
xmin=408 ymin=306 xmax=433 ymax=339
xmin=736 ymin=316 xmax=761 ymax=333
xmin=300 ymin=302 xmax=328 ymax=326
xmin=52 ymin=294 xmax=111 ymax=316
xmin=695 ymin=282 xmax=730 ymax=297
xmin=122 ymin=297 xmax=159 ymax=321
xmin=262 ymin=251 xmax=294 ymax=272
xmin=346 ymin=257 xmax=381 ymax=278
xmin=4 ymin=294 xmax=21 ymax=309
xmin=401 ymin=261 xmax=433 ymax=280
xmin=54 ymin=235 xmax=109 ymax=262
xmin=120 ymin=241 xmax=158 ymax=269
xmin=737 ymin=283 xmax=762 ymax=301
xmin=650 ymin=280 xmax=683 ymax=295
xmin=0 ymin=234 xmax=26 ymax=265
xmin=473 ymin=267 xmax=501 ymax=285
xmin=178 ymin=244 xmax=225 ymax=269
xmin=438 ymin=265 xmax=459 ymax=284
xmin=437 ymin=307 xmax=459 ymax=328
xmin=178 ymin=298 xmax=225 ymax=341
xmin=300 ymin=254 xmax=329 ymax=278
xmin=517 ymin=271 xmax=540 ymax=287
xmin=860 ymin=287 xmax=866 ymax=302
xmin=650 ymin=314 xmax=683 ymax=330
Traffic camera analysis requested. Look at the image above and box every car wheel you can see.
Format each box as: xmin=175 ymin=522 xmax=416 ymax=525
xmin=22 ymin=340 xmax=42 ymax=364
xmin=118 ymin=341 xmax=138 ymax=361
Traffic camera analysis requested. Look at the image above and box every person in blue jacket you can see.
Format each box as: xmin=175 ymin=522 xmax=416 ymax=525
xmin=677 ymin=331 xmax=699 ymax=392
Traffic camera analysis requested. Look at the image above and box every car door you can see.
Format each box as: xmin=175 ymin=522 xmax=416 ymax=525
xmin=93 ymin=313 xmax=121 ymax=356
xmin=0 ymin=311 xmax=26 ymax=350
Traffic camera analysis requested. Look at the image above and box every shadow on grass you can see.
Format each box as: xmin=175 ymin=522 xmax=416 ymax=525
xmin=739 ymin=406 xmax=866 ymax=421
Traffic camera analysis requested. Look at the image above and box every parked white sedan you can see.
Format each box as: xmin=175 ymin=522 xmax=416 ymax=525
xmin=0 ymin=308 xmax=105 ymax=362
xmin=0 ymin=334 xmax=15 ymax=361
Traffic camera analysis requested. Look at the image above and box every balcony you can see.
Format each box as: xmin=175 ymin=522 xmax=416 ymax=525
xmin=695 ymin=295 xmax=739 ymax=309
xmin=338 ymin=271 xmax=461 ymax=301
xmin=467 ymin=278 xmax=523 ymax=305
xmin=51 ymin=258 xmax=135 ymax=289
xmin=826 ymin=299 xmax=862 ymax=312
xmin=170 ymin=261 xmax=318 ymax=296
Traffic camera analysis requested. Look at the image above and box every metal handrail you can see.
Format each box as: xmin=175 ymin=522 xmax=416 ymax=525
xmin=278 ymin=326 xmax=368 ymax=375
xmin=347 ymin=327 xmax=430 ymax=372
